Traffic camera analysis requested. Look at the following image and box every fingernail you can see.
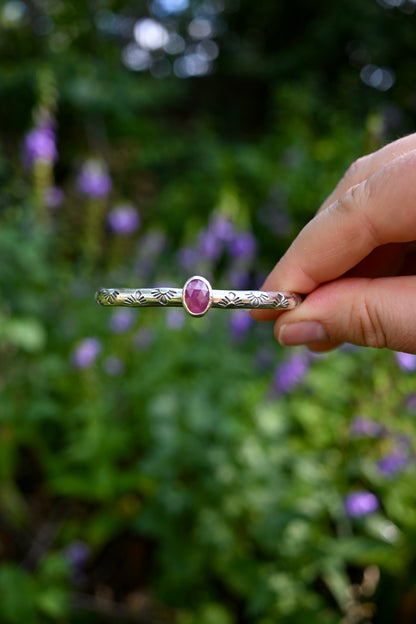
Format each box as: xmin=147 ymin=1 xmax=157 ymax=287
xmin=278 ymin=321 xmax=329 ymax=346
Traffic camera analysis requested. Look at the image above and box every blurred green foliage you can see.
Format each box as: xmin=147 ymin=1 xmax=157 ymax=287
xmin=1 ymin=0 xmax=416 ymax=622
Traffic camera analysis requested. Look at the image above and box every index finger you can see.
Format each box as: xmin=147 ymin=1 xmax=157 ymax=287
xmin=261 ymin=150 xmax=416 ymax=296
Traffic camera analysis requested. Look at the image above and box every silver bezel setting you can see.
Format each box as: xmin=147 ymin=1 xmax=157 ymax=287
xmin=182 ymin=275 xmax=213 ymax=317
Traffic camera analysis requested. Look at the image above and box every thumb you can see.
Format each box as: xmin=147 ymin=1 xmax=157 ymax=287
xmin=275 ymin=276 xmax=416 ymax=353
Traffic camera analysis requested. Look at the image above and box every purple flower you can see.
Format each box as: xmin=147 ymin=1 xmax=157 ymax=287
xmin=378 ymin=449 xmax=409 ymax=479
xmin=64 ymin=540 xmax=91 ymax=587
xmin=344 ymin=490 xmax=379 ymax=518
xmin=44 ymin=185 xmax=64 ymax=208
xmin=351 ymin=416 xmax=384 ymax=438
xmin=339 ymin=342 xmax=361 ymax=352
xmin=177 ymin=246 xmax=199 ymax=271
xmin=198 ymin=229 xmax=223 ymax=262
xmin=196 ymin=215 xmax=236 ymax=263
xmin=273 ymin=351 xmax=310 ymax=394
xmin=229 ymin=231 xmax=257 ymax=259
xmin=133 ymin=327 xmax=154 ymax=349
xmin=209 ymin=214 xmax=235 ymax=242
xmin=108 ymin=204 xmax=140 ymax=235
xmin=103 ymin=355 xmax=124 ymax=376
xmin=166 ymin=309 xmax=185 ymax=329
xmin=395 ymin=351 xmax=416 ymax=372
xmin=22 ymin=124 xmax=57 ymax=168
xmin=76 ymin=159 xmax=112 ymax=198
xmin=405 ymin=393 xmax=416 ymax=413
xmin=227 ymin=268 xmax=251 ymax=289
xmin=230 ymin=310 xmax=253 ymax=341
xmin=71 ymin=337 xmax=102 ymax=369
xmin=109 ymin=309 xmax=135 ymax=333
xmin=64 ymin=540 xmax=91 ymax=567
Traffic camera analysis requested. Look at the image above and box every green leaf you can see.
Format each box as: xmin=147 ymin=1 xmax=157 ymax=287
xmin=2 ymin=317 xmax=46 ymax=352
xmin=0 ymin=565 xmax=38 ymax=623
xmin=35 ymin=586 xmax=68 ymax=619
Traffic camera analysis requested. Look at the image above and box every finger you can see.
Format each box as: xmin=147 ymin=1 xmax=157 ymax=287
xmin=345 ymin=242 xmax=408 ymax=279
xmin=251 ymin=242 xmax=411 ymax=323
xmin=260 ymin=150 xmax=416 ymax=297
xmin=320 ymin=133 xmax=416 ymax=212
xmin=275 ymin=275 xmax=416 ymax=353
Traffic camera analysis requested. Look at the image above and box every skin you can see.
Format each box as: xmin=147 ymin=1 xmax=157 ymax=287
xmin=251 ymin=133 xmax=416 ymax=354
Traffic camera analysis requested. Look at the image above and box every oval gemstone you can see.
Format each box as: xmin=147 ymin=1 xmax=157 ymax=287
xmin=184 ymin=278 xmax=211 ymax=316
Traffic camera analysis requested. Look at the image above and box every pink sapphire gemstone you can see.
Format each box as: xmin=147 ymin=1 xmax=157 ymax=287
xmin=184 ymin=278 xmax=211 ymax=316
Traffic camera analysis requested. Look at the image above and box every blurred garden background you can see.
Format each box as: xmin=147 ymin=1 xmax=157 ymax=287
xmin=2 ymin=0 xmax=416 ymax=622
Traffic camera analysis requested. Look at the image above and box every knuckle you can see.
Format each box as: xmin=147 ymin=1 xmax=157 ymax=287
xmin=355 ymin=288 xmax=387 ymax=349
xmin=341 ymin=155 xmax=370 ymax=186
xmin=331 ymin=178 xmax=367 ymax=216
xmin=401 ymin=149 xmax=416 ymax=168
xmin=342 ymin=177 xmax=371 ymax=212
xmin=396 ymin=150 xmax=416 ymax=184
xmin=331 ymin=178 xmax=382 ymax=246
xmin=320 ymin=154 xmax=372 ymax=213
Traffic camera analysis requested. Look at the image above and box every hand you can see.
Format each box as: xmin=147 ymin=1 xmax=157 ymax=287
xmin=252 ymin=133 xmax=416 ymax=354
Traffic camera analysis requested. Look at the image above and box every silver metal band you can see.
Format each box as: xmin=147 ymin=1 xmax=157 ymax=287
xmin=95 ymin=275 xmax=301 ymax=318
